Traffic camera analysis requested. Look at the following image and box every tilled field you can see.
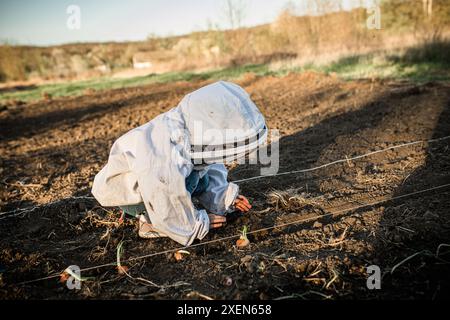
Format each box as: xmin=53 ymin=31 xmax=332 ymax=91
xmin=0 ymin=72 xmax=449 ymax=299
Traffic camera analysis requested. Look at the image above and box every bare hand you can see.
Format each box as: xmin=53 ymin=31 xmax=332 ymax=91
xmin=234 ymin=195 xmax=251 ymax=213
xmin=208 ymin=214 xmax=226 ymax=229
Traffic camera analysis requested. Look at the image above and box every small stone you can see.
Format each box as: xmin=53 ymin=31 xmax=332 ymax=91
xmin=223 ymin=276 xmax=233 ymax=287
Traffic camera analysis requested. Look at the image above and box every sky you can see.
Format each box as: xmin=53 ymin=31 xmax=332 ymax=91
xmin=0 ymin=0 xmax=372 ymax=46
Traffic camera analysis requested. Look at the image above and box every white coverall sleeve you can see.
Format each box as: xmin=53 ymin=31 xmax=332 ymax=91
xmin=197 ymin=164 xmax=239 ymax=215
xmin=132 ymin=124 xmax=210 ymax=246
xmin=137 ymin=165 xmax=210 ymax=246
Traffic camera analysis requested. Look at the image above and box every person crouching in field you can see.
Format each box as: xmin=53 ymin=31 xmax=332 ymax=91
xmin=91 ymin=81 xmax=267 ymax=246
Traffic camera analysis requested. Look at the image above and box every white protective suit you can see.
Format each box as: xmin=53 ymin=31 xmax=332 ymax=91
xmin=92 ymin=81 xmax=267 ymax=246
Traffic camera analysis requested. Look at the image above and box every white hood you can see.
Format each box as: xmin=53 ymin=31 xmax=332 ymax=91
xmin=180 ymin=81 xmax=267 ymax=164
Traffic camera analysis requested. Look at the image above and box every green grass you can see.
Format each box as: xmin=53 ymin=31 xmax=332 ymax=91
xmin=316 ymin=54 xmax=450 ymax=82
xmin=311 ymin=40 xmax=450 ymax=82
xmin=0 ymin=64 xmax=271 ymax=103
xmin=1 ymin=41 xmax=449 ymax=103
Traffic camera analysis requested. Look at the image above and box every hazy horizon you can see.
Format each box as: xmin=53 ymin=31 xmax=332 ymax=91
xmin=0 ymin=0 xmax=373 ymax=46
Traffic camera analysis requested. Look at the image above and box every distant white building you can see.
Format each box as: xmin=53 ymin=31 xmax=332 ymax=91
xmin=132 ymin=52 xmax=153 ymax=69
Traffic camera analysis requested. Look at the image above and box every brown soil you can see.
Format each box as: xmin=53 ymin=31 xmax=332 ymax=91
xmin=1 ymin=72 xmax=449 ymax=299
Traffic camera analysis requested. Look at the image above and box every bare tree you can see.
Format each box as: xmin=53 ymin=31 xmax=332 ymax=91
xmin=222 ymin=0 xmax=247 ymax=29
xmin=422 ymin=0 xmax=433 ymax=18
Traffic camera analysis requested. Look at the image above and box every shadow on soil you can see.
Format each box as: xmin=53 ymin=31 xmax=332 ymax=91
xmin=230 ymin=81 xmax=450 ymax=298
xmin=1 ymin=78 xmax=449 ymax=299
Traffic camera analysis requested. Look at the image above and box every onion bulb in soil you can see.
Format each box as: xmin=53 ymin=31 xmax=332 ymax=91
xmin=236 ymin=238 xmax=250 ymax=248
xmin=59 ymin=272 xmax=70 ymax=283
xmin=117 ymin=265 xmax=129 ymax=275
xmin=236 ymin=225 xmax=250 ymax=248
xmin=174 ymin=250 xmax=190 ymax=261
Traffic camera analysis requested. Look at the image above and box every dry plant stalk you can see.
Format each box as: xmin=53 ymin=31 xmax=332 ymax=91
xmin=268 ymin=188 xmax=321 ymax=211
